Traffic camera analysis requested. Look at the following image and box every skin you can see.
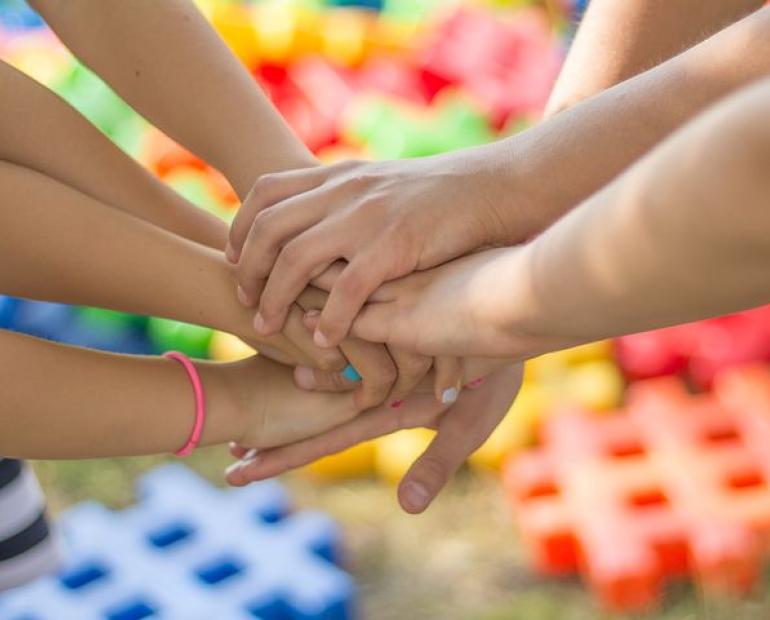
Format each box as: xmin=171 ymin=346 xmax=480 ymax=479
xmin=340 ymin=80 xmax=770 ymax=359
xmin=0 ymin=329 xmax=359 ymax=460
xmin=226 ymin=4 xmax=770 ymax=350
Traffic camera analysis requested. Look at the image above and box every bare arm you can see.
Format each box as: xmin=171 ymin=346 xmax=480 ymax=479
xmin=29 ymin=0 xmax=314 ymax=199
xmin=346 ymin=80 xmax=770 ymax=358
xmin=546 ymin=0 xmax=763 ymax=115
xmin=0 ymin=59 xmax=225 ymax=249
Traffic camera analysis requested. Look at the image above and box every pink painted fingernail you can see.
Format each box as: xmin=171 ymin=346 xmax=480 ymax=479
xmin=294 ymin=366 xmax=316 ymax=390
xmin=390 ymin=400 xmax=404 ymax=409
xmin=465 ymin=377 xmax=486 ymax=389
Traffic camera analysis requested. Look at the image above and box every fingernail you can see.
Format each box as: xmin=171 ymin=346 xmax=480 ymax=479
xmin=242 ymin=448 xmax=259 ymax=462
xmin=465 ymin=377 xmax=486 ymax=389
xmin=402 ymin=480 xmax=430 ymax=512
xmin=314 ymin=329 xmax=332 ymax=348
xmin=225 ymin=462 xmax=242 ymax=478
xmin=225 ymin=243 xmax=238 ymax=263
xmin=295 ymin=366 xmax=316 ymax=390
xmin=253 ymin=312 xmax=268 ymax=334
xmin=441 ymin=387 xmax=459 ymax=405
xmin=341 ymin=364 xmax=362 ymax=382
xmin=390 ymin=400 xmax=404 ymax=409
xmin=303 ymin=309 xmax=321 ymax=329
xmin=237 ymin=286 xmax=251 ymax=306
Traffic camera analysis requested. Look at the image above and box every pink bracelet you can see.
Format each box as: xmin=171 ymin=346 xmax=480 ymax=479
xmin=164 ymin=351 xmax=206 ymax=457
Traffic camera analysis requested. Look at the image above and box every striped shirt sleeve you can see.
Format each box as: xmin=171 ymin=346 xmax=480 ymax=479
xmin=0 ymin=459 xmax=60 ymax=591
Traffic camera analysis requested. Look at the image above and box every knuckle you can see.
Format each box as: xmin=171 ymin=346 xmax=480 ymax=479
xmin=337 ymin=268 xmax=370 ymax=302
xmin=318 ymin=351 xmax=346 ymax=373
xmin=251 ymin=173 xmax=280 ymax=198
xmin=278 ymin=239 xmax=307 ymax=271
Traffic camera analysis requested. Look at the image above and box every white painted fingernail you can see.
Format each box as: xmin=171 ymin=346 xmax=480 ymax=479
xmin=441 ymin=387 xmax=459 ymax=405
xmin=243 ymin=449 xmax=258 ymax=462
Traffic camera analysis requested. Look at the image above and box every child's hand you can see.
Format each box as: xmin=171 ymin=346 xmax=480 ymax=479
xmin=226 ymin=364 xmax=523 ymax=514
xmin=215 ymin=355 xmax=359 ymax=450
xmin=341 ymin=248 xmax=546 ymax=360
xmin=226 ymin=148 xmax=532 ymax=350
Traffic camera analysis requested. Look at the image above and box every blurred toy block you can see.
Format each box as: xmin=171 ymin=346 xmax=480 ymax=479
xmin=344 ymin=92 xmax=494 ymax=158
xmin=0 ymin=465 xmax=357 ymax=620
xmin=615 ymin=306 xmax=770 ymax=388
xmin=375 ymin=429 xmax=435 ymax=484
xmin=304 ymin=442 xmax=378 ymax=480
xmin=420 ymin=7 xmax=560 ymax=125
xmin=209 ymin=331 xmax=256 ymax=363
xmin=503 ymin=365 xmax=770 ymax=613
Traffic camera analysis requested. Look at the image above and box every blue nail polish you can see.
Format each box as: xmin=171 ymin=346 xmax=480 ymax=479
xmin=341 ymin=364 xmax=362 ymax=382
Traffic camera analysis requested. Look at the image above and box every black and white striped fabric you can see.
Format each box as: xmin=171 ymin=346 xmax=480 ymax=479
xmin=0 ymin=459 xmax=59 ymax=591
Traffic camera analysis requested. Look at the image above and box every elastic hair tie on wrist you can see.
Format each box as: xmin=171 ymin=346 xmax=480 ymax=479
xmin=164 ymin=351 xmax=206 ymax=457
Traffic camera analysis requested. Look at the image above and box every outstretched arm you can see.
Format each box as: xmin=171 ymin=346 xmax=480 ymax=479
xmin=546 ymin=0 xmax=763 ymax=115
xmin=28 ymin=0 xmax=314 ymax=199
xmin=346 ymin=80 xmax=770 ymax=358
xmin=0 ymin=59 xmax=225 ymax=249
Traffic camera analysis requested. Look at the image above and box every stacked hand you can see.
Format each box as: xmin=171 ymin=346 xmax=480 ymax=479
xmin=220 ymin=153 xmax=533 ymax=513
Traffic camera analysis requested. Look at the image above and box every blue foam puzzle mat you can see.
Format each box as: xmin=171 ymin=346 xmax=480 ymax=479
xmin=0 ymin=465 xmax=357 ymax=620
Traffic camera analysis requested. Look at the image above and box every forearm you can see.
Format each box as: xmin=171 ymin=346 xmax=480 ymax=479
xmin=30 ymin=0 xmax=314 ymax=199
xmin=501 ymin=7 xmax=770 ymax=236
xmin=0 ymin=329 xmax=241 ymax=458
xmin=0 ymin=162 xmax=253 ymax=341
xmin=0 ymin=59 xmax=226 ymax=249
xmin=546 ymin=0 xmax=763 ymax=116
xmin=506 ymin=81 xmax=770 ymax=354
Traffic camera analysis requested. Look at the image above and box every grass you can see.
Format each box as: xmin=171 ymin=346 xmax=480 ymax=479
xmin=30 ymin=450 xmax=770 ymax=620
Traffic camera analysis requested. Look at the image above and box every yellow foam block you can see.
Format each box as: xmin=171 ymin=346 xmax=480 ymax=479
xmin=212 ymin=3 xmax=261 ymax=68
xmin=469 ymin=381 xmax=551 ymax=471
xmin=304 ymin=441 xmax=377 ymax=479
xmin=375 ymin=428 xmax=435 ymax=484
xmin=562 ymin=359 xmax=625 ymax=412
xmin=208 ymin=331 xmax=256 ymax=362
xmin=319 ymin=9 xmax=375 ymax=67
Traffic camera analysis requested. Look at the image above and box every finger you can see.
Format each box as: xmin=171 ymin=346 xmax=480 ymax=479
xmin=236 ymin=191 xmax=331 ymax=306
xmin=225 ymin=393 xmax=445 ymax=485
xmin=228 ymin=442 xmax=250 ymax=459
xmin=314 ymin=251 xmax=396 ymax=348
xmin=227 ymin=166 xmax=329 ymax=262
xmin=254 ymin=222 xmax=347 ymax=335
xmin=462 ymin=357 xmax=512 ymax=388
xmin=340 ymin=338 xmax=398 ymax=410
xmin=386 ymin=348 xmax=432 ymax=406
xmin=279 ymin=303 xmax=347 ymax=372
xmin=434 ymin=356 xmax=464 ymax=406
xmin=293 ymin=365 xmax=359 ymax=392
xmin=310 ymin=261 xmax=346 ymax=292
xmin=398 ymin=368 xmax=519 ymax=513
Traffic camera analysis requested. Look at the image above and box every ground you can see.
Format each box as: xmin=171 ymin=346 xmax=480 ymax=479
xmin=32 ymin=449 xmax=770 ymax=620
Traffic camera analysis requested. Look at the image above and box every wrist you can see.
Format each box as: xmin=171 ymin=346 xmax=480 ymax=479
xmin=485 ymin=246 xmax=576 ymax=361
xmin=462 ymin=140 xmax=555 ymax=246
xmin=195 ymin=361 xmax=250 ymax=447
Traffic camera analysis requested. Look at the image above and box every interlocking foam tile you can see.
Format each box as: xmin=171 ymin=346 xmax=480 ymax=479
xmin=615 ymin=305 xmax=770 ymax=388
xmin=503 ymin=364 xmax=770 ymax=613
xmin=0 ymin=465 xmax=356 ymax=620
